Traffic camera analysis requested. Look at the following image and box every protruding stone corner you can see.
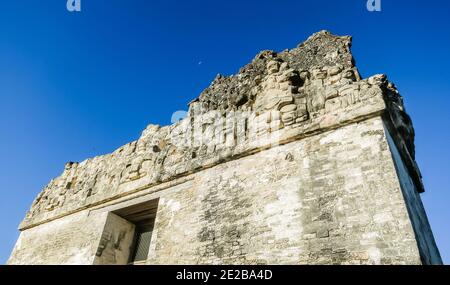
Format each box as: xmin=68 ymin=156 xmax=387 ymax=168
xmin=17 ymin=220 xmax=26 ymax=231
xmin=361 ymin=72 xmax=423 ymax=193
xmin=377 ymin=80 xmax=424 ymax=193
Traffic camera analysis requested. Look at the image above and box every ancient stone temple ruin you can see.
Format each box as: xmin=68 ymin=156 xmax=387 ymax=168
xmin=8 ymin=31 xmax=442 ymax=265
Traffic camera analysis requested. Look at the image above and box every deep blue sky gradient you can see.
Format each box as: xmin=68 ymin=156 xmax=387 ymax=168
xmin=0 ymin=0 xmax=449 ymax=264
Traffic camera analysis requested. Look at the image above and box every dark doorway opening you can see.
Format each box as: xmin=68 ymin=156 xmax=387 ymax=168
xmin=113 ymin=199 xmax=159 ymax=264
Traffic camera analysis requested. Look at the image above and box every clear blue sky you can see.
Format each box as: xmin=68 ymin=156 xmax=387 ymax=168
xmin=0 ymin=0 xmax=449 ymax=264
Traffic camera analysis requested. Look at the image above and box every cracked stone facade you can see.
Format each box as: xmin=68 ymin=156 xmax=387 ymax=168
xmin=8 ymin=31 xmax=442 ymax=265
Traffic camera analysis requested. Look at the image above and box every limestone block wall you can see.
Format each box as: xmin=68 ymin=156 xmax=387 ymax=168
xmin=8 ymin=211 xmax=136 ymax=265
xmin=147 ymin=117 xmax=428 ymax=265
xmin=8 ymin=211 xmax=108 ymax=265
xmin=385 ymin=130 xmax=442 ymax=264
xmin=7 ymin=117 xmax=442 ymax=265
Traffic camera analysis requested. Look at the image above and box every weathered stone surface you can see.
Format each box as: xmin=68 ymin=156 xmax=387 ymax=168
xmin=8 ymin=31 xmax=441 ymax=265
xmin=147 ymin=117 xmax=426 ymax=265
